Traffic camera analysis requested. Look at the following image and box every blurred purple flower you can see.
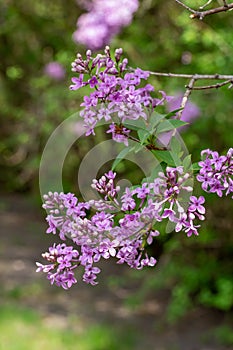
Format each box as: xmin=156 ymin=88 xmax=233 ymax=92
xmin=159 ymin=93 xmax=200 ymax=146
xmin=44 ymin=62 xmax=65 ymax=80
xmin=73 ymin=0 xmax=139 ymax=50
xmin=168 ymin=93 xmax=200 ymax=124
xmin=71 ymin=121 xmax=86 ymax=137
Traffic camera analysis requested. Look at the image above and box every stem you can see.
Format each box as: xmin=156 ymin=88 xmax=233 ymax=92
xmin=177 ymin=77 xmax=196 ymax=119
xmin=175 ymin=0 xmax=233 ymax=20
xmin=150 ymin=72 xmax=233 ymax=80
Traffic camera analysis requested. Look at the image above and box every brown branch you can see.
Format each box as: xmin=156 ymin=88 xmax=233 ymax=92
xmin=148 ymin=71 xmax=233 ymax=119
xmin=175 ymin=0 xmax=233 ymax=19
xmin=199 ymin=0 xmax=213 ymax=10
xmin=177 ymin=77 xmax=196 ymax=119
xmin=175 ymin=0 xmax=196 ymax=14
xmin=189 ymin=79 xmax=233 ymax=90
xmin=149 ymin=72 xmax=233 ymax=80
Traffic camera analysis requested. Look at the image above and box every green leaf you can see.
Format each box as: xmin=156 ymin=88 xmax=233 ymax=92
xmin=134 ymin=142 xmax=145 ymax=153
xmin=192 ymin=162 xmax=201 ymax=171
xmin=169 ymin=137 xmax=183 ymax=165
xmin=170 ymin=136 xmax=182 ymax=154
xmin=148 ymin=112 xmax=165 ymax=130
xmin=156 ymin=119 xmax=188 ymax=134
xmin=164 ymin=107 xmax=184 ymax=119
xmin=123 ymin=118 xmax=147 ymax=131
xmin=152 ymin=150 xmax=176 ymax=166
xmin=170 ymin=151 xmax=182 ymax=166
xmin=137 ymin=129 xmax=149 ymax=144
xmin=111 ymin=146 xmax=135 ymax=171
xmin=183 ymin=154 xmax=192 ymax=171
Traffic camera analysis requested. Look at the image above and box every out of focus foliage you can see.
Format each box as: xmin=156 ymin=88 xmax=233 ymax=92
xmin=0 ymin=0 xmax=232 ymax=318
xmin=0 ymin=0 xmax=79 ymax=191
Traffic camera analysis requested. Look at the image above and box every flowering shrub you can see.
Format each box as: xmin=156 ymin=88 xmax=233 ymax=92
xmin=37 ymin=47 xmax=233 ymax=289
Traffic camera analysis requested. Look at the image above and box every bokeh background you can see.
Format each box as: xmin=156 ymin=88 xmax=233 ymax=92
xmin=0 ymin=0 xmax=232 ymax=349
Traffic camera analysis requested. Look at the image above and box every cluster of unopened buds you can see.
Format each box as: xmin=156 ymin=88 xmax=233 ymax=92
xmin=70 ymin=46 xmax=171 ymax=144
xmin=37 ymin=168 xmax=207 ymax=289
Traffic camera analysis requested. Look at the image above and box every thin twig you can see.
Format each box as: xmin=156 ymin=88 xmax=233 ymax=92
xmin=177 ymin=77 xmax=196 ymax=119
xmin=199 ymin=0 xmax=213 ymax=10
xmin=149 ymin=72 xmax=233 ymax=80
xmin=189 ymin=79 xmax=233 ymax=90
xmin=175 ymin=0 xmax=233 ymax=19
xmin=149 ymin=71 xmax=233 ymax=118
xmin=174 ymin=0 xmax=196 ymax=14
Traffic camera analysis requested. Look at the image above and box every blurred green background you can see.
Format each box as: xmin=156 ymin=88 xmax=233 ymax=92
xmin=0 ymin=0 xmax=232 ymax=349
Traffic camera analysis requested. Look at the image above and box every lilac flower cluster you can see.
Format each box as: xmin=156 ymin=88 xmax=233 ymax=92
xmin=197 ymin=148 xmax=233 ymax=197
xmin=36 ymin=244 xmax=79 ymax=289
xmin=37 ymin=168 xmax=205 ymax=288
xmin=70 ymin=47 xmax=169 ymax=144
xmin=74 ymin=0 xmax=139 ymax=50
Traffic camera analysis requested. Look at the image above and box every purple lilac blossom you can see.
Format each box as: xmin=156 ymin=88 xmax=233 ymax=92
xmin=37 ymin=167 xmax=206 ymax=289
xmin=74 ymin=0 xmax=139 ymax=50
xmin=70 ymin=47 xmax=171 ymax=142
xmin=44 ymin=62 xmax=65 ymax=80
xmin=36 ymin=243 xmax=79 ymax=289
xmin=197 ymin=148 xmax=233 ymax=197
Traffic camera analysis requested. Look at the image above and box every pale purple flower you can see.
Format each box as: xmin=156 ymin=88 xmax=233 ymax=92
xmin=73 ymin=0 xmax=139 ymax=50
xmin=44 ymin=62 xmax=65 ymax=80
xmin=167 ymin=93 xmax=200 ymax=123
xmin=188 ymin=196 xmax=205 ymax=214
xmin=83 ymin=265 xmax=101 ymax=285
xmin=69 ymin=75 xmax=86 ymax=90
xmin=121 ymin=187 xmax=136 ymax=211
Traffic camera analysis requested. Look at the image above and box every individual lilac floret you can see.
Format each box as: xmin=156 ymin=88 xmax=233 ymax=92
xmin=70 ymin=47 xmax=170 ymax=141
xmin=174 ymin=196 xmax=205 ymax=237
xmin=197 ymin=148 xmax=233 ymax=198
xmin=73 ymin=0 xmax=139 ymax=50
xmin=37 ymin=166 xmax=206 ymax=289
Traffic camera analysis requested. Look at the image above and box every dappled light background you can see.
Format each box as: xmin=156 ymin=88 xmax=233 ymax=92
xmin=0 ymin=1 xmax=232 ymax=349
